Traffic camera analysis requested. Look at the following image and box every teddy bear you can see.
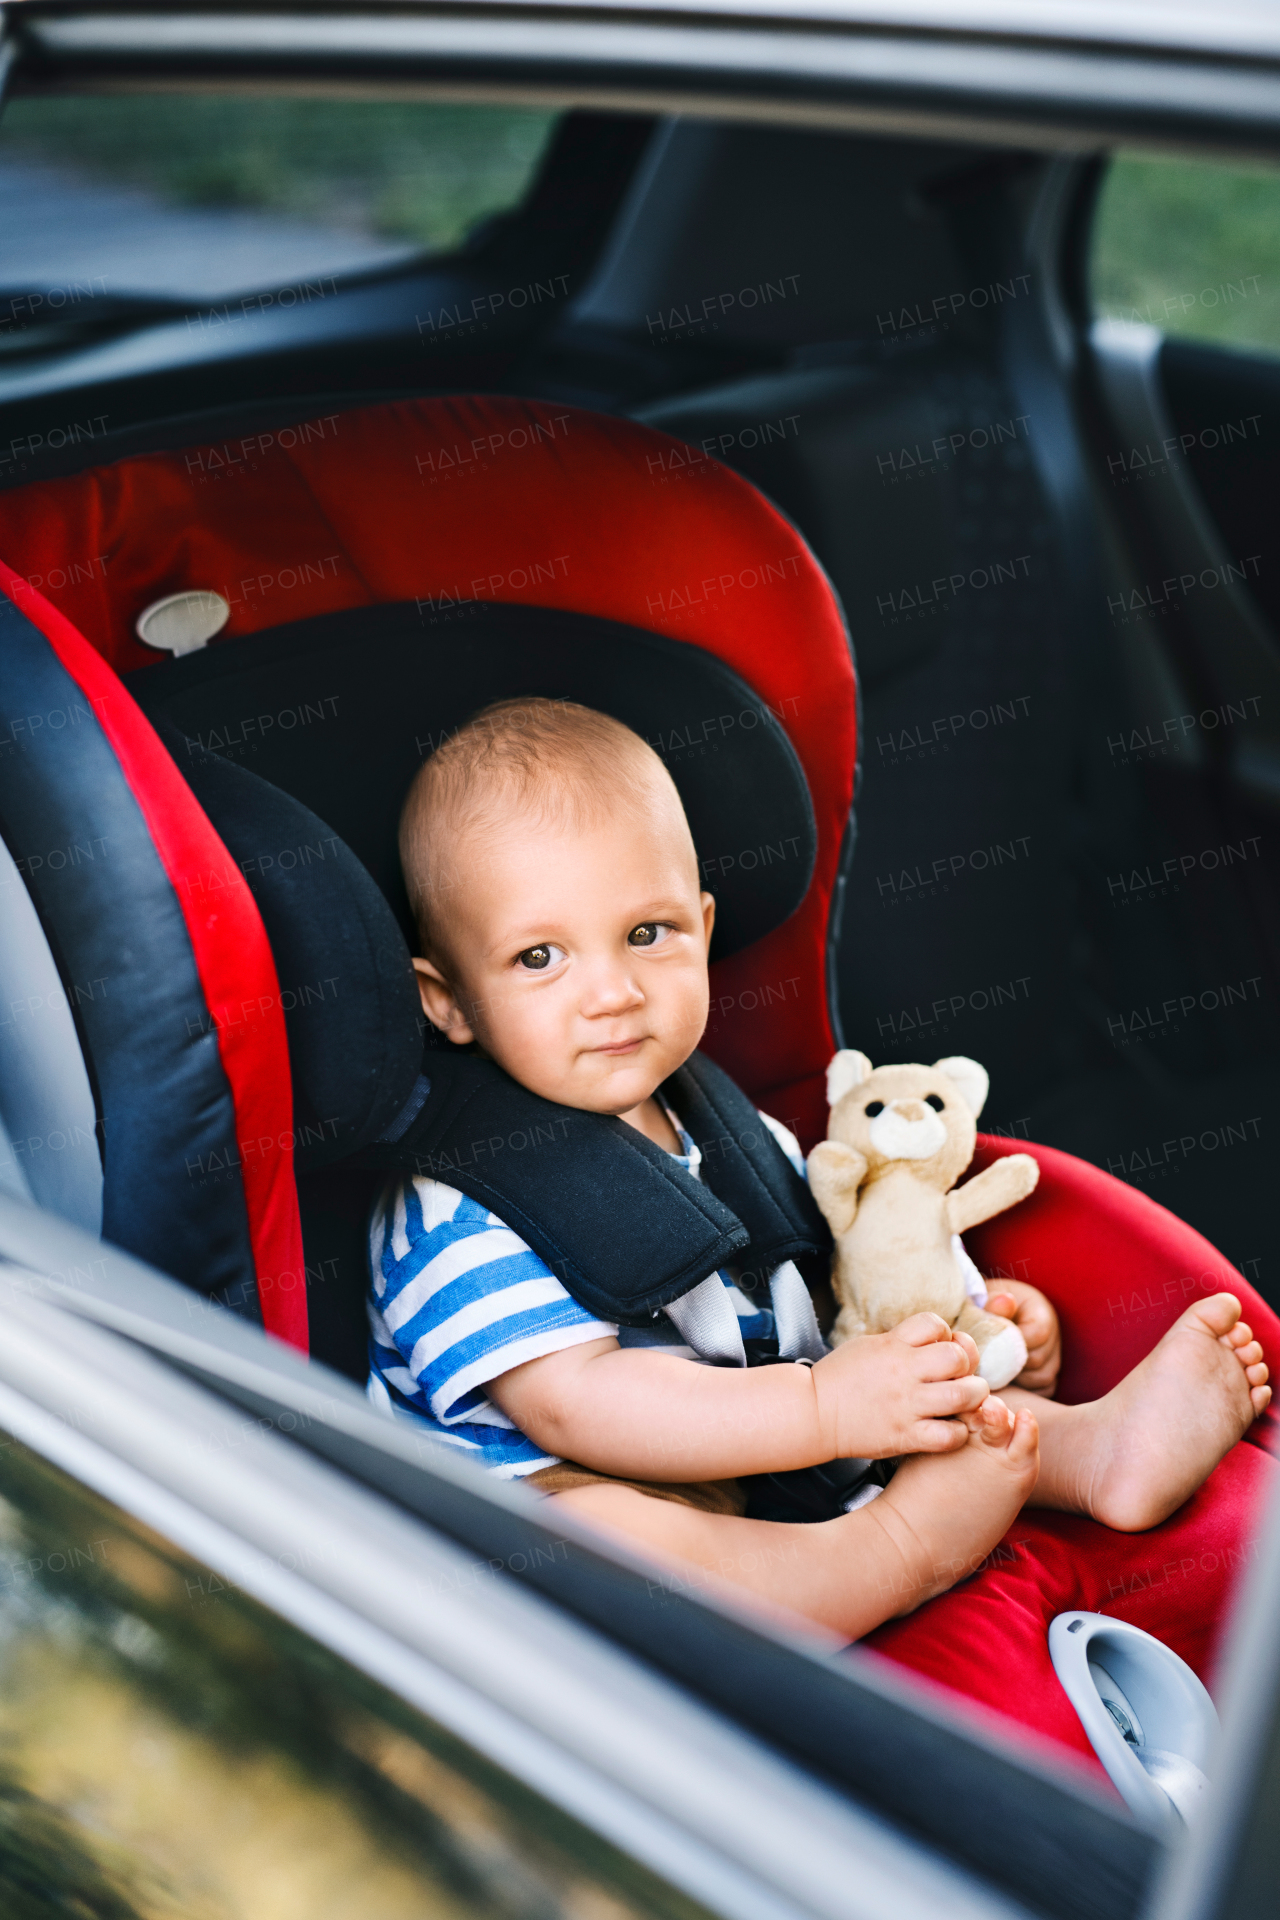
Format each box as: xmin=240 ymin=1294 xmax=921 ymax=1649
xmin=806 ymin=1050 xmax=1039 ymax=1390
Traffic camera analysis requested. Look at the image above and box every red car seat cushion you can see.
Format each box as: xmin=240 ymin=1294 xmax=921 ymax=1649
xmin=0 ymin=562 xmax=307 ymax=1348
xmin=0 ymin=396 xmax=857 ymax=1143
xmin=4 ymin=396 xmax=1277 ymax=1780
xmin=867 ymin=1143 xmax=1280 ymax=1775
xmin=865 ymin=1439 xmax=1274 ymax=1782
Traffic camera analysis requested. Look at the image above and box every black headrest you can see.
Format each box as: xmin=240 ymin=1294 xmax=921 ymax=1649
xmin=155 ymin=721 xmax=422 ymax=1172
xmin=130 ymin=600 xmax=817 ymax=963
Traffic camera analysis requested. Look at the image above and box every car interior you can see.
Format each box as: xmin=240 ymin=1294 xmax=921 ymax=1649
xmin=2 ymin=15 xmax=1280 ymax=1917
xmin=4 ymin=105 xmax=1278 ymax=1293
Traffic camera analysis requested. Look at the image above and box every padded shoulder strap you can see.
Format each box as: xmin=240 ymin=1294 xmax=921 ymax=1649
xmin=664 ymin=1052 xmax=832 ymax=1282
xmin=361 ymin=1050 xmax=746 ymax=1324
xmin=359 ymin=1049 xmax=824 ymax=1326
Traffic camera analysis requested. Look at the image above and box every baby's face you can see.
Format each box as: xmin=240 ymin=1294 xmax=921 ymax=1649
xmin=416 ymin=794 xmax=715 ymax=1116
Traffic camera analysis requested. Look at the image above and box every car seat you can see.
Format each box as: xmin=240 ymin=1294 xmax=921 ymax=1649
xmin=0 ymin=394 xmax=1275 ymax=1767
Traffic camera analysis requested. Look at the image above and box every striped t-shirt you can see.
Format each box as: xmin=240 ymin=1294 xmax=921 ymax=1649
xmin=366 ymin=1107 xmax=805 ymax=1478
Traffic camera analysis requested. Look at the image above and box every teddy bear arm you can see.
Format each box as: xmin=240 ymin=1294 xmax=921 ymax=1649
xmin=806 ymin=1140 xmax=868 ymax=1237
xmin=944 ymin=1153 xmax=1040 ymax=1235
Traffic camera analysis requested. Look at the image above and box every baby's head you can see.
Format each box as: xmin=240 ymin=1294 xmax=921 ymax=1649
xmin=400 ymin=697 xmax=714 ymax=1116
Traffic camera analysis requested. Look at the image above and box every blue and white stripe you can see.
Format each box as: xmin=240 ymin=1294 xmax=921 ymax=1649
xmin=367 ymin=1106 xmax=805 ymax=1476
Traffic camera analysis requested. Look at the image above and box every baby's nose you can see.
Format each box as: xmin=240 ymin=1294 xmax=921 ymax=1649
xmin=893 ymin=1099 xmax=927 ymax=1122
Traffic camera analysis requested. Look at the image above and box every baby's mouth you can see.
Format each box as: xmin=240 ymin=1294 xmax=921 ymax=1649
xmin=591 ymin=1037 xmax=645 ymax=1055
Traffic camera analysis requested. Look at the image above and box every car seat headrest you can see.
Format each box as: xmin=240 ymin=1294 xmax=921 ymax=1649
xmin=1 ymin=393 xmax=856 ymax=1153
xmin=132 ymin=600 xmax=818 ymax=963
xmin=152 ymin=719 xmax=423 ymax=1172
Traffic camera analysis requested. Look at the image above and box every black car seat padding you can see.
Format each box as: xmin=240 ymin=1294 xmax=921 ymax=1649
xmin=128 ymin=601 xmax=819 ymax=1379
xmin=128 ymin=599 xmax=818 ymax=963
xmin=0 ymin=591 xmax=277 ymax=1323
xmin=1 ymin=392 xmax=851 ymax=1375
xmin=151 ymin=720 xmax=424 ymax=1174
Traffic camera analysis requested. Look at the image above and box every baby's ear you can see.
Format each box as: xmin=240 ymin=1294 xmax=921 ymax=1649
xmin=932 ymin=1056 xmax=989 ymax=1118
xmin=413 ymin=955 xmax=475 ymax=1044
xmin=826 ymin=1049 xmax=873 ymax=1107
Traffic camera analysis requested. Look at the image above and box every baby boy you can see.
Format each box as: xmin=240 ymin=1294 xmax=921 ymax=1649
xmin=368 ymin=697 xmax=1269 ymax=1642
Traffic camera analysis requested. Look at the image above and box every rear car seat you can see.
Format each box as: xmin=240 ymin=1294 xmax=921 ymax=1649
xmin=0 ymin=393 xmax=1275 ymax=1768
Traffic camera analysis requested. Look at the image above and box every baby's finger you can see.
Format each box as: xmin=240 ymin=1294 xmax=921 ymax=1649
xmin=1018 ymin=1349 xmax=1057 ymax=1379
xmin=1015 ymin=1366 xmax=1058 ymax=1395
xmin=905 ymin=1418 xmax=971 ymax=1454
xmin=1023 ymin=1338 xmax=1058 ymax=1373
xmin=985 ymin=1292 xmax=1017 ymax=1320
xmin=1015 ymin=1303 xmax=1053 ymax=1340
xmin=951 ymin=1329 xmax=980 ymax=1373
xmin=892 ymin=1312 xmax=955 ymax=1347
xmin=919 ymin=1376 xmax=989 ymax=1418
xmin=914 ymin=1340 xmax=977 ymax=1382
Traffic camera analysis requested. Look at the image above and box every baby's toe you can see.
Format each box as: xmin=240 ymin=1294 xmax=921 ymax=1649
xmin=1195 ymin=1293 xmax=1243 ymax=1340
xmin=1005 ymin=1406 xmax=1040 ymax=1464
xmin=976 ymin=1396 xmax=1013 ymax=1444
xmin=1251 ymin=1385 xmax=1272 ymax=1415
xmin=1246 ymin=1361 xmax=1269 ymax=1386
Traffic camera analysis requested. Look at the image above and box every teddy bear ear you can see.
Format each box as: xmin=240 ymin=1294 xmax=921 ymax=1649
xmin=826 ymin=1049 xmax=873 ymax=1106
xmin=932 ymin=1056 xmax=989 ymax=1118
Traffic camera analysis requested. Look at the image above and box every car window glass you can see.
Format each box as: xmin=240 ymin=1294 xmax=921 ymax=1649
xmin=0 ymin=1427 xmax=700 ymax=1920
xmin=1092 ymin=151 xmax=1280 ymax=357
xmin=0 ymin=94 xmax=562 ymax=312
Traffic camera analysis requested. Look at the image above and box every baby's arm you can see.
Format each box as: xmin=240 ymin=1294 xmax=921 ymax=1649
xmin=489 ymin=1312 xmax=990 ymax=1482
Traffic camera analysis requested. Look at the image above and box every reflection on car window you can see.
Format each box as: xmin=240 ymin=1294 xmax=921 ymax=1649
xmin=0 ymin=1430 xmax=700 ymax=1920
xmin=1092 ymin=151 xmax=1280 ymax=357
xmin=0 ymin=95 xmax=561 ymax=309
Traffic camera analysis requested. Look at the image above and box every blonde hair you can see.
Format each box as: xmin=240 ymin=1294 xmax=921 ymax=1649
xmin=399 ymin=697 xmax=687 ymax=952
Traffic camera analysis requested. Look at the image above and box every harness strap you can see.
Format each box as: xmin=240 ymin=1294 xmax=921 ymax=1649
xmin=664 ymin=1273 xmax=747 ymax=1367
xmin=663 ymin=1260 xmax=828 ymax=1368
xmin=769 ymin=1260 xmax=827 ymax=1363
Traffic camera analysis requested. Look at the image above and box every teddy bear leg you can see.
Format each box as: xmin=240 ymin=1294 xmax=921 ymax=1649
xmin=954 ymin=1300 xmax=1028 ymax=1390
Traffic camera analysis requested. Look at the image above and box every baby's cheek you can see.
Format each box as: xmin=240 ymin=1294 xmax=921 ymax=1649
xmin=487 ymin=994 xmax=575 ymax=1092
xmin=679 ymin=967 xmax=712 ymax=1038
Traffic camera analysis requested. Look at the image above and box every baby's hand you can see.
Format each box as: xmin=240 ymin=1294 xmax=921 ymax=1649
xmin=985 ymin=1281 xmax=1061 ymax=1395
xmin=811 ymin=1313 xmax=990 ymax=1460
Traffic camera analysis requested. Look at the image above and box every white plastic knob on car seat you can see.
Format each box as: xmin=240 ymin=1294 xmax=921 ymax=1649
xmin=1048 ymin=1611 xmax=1219 ymax=1835
xmin=135 ymin=589 xmax=230 ymax=656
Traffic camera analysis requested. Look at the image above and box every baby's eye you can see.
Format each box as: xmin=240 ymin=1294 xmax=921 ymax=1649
xmin=925 ymin=1094 xmax=945 ymax=1111
xmin=865 ymin=1100 xmax=884 ymax=1117
xmin=516 ymin=944 xmax=565 ymax=972
xmin=628 ymin=922 xmax=672 ymax=948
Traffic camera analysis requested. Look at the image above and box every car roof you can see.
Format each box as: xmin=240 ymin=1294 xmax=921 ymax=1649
xmin=8 ymin=0 xmax=1280 ymax=157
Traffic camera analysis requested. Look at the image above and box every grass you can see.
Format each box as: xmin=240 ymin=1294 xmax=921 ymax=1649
xmin=0 ymin=94 xmax=561 ymax=256
xmin=1092 ymin=152 xmax=1280 ymax=356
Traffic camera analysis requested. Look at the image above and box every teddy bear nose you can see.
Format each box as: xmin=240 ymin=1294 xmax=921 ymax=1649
xmin=894 ymin=1100 xmax=927 ymax=1122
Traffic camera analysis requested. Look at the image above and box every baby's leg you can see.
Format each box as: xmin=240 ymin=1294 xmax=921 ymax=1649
xmin=866 ymin=1440 xmax=1276 ymax=1769
xmin=546 ymin=1400 xmax=1039 ymax=1643
xmin=1010 ymin=1294 xmax=1270 ymax=1531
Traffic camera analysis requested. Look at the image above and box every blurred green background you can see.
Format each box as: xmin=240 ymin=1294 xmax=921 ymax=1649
xmin=1093 ymin=152 xmax=1280 ymax=356
xmin=3 ymin=98 xmax=1279 ymax=354
xmin=0 ymin=95 xmax=561 ymax=255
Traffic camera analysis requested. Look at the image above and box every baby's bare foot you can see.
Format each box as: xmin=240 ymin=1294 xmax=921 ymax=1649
xmin=862 ymin=1399 xmax=1040 ymax=1617
xmin=1041 ymin=1294 xmax=1270 ymax=1533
